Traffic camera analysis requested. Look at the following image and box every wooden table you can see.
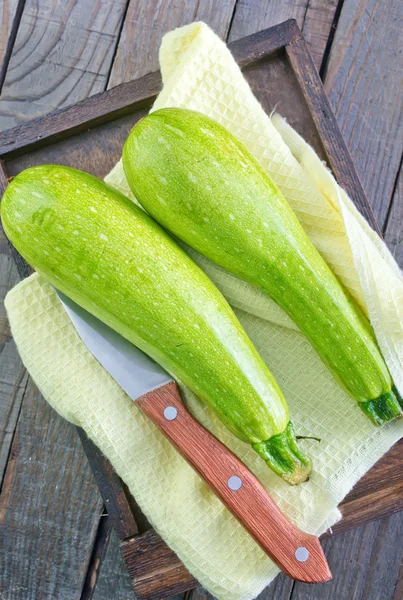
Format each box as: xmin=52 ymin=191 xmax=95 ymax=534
xmin=0 ymin=2 xmax=402 ymax=599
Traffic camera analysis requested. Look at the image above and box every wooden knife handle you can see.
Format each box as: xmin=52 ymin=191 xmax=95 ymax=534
xmin=136 ymin=381 xmax=331 ymax=583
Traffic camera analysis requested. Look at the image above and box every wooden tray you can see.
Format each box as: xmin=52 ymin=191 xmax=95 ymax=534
xmin=1 ymin=19 xmax=402 ymax=600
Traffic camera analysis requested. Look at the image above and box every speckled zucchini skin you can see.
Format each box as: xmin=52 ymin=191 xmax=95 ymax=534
xmin=1 ymin=165 xmax=311 ymax=483
xmin=122 ymin=108 xmax=401 ymax=425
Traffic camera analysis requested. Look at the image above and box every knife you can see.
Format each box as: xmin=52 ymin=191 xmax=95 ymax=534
xmin=57 ymin=290 xmax=331 ymax=583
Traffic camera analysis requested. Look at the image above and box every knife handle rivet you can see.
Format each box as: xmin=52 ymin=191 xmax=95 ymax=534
xmin=227 ymin=475 xmax=243 ymax=491
xmin=163 ymin=406 xmax=178 ymax=421
xmin=295 ymin=547 xmax=309 ymax=562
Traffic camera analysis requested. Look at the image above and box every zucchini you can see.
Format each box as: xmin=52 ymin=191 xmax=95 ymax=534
xmin=1 ymin=165 xmax=311 ymax=484
xmin=122 ymin=108 xmax=402 ymax=425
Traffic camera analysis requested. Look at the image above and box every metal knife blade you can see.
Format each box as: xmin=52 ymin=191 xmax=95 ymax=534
xmin=57 ymin=291 xmax=172 ymax=399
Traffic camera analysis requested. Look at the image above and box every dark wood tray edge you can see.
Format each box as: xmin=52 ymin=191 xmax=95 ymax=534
xmin=0 ymin=20 xmax=296 ymax=160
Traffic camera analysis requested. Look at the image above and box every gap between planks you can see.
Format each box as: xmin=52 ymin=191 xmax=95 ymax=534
xmin=0 ymin=0 xmax=26 ymax=93
xmin=319 ymin=0 xmax=345 ymax=79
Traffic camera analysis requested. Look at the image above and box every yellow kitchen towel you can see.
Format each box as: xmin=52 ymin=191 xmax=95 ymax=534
xmin=5 ymin=22 xmax=403 ymax=600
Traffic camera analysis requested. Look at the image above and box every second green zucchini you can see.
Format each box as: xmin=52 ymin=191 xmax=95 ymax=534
xmin=122 ymin=108 xmax=402 ymax=425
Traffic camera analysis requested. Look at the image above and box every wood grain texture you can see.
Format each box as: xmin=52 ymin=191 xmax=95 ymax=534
xmin=0 ymin=71 xmax=162 ymax=160
xmin=393 ymin=552 xmax=403 ymax=600
xmin=0 ymin=22 xmax=296 ymax=160
xmin=0 ymin=377 xmax=103 ymax=599
xmin=107 ymin=0 xmax=237 ymax=88
xmin=0 ymin=0 xmax=129 ymax=131
xmin=291 ymin=512 xmax=403 ymax=600
xmin=323 ymin=0 xmax=403 ymax=225
xmin=121 ymin=529 xmax=197 ymax=600
xmin=137 ymin=382 xmax=331 ymax=584
xmin=228 ymin=0 xmax=308 ymax=42
xmin=0 ymin=22 xmax=308 ymax=165
xmin=0 ymin=20 xmax=324 ymax=163
xmin=335 ymin=440 xmax=403 ymax=534
xmin=228 ymin=0 xmax=339 ymax=70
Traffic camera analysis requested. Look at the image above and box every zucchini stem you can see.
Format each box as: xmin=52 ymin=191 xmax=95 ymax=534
xmin=359 ymin=391 xmax=402 ymax=426
xmin=252 ymin=421 xmax=311 ymax=485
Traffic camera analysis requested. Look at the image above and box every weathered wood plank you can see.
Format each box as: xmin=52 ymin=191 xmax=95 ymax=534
xmin=323 ymin=0 xmax=403 ymax=225
xmin=91 ymin=527 xmax=136 ymax=600
xmin=333 ymin=439 xmax=403 ymax=535
xmin=121 ymin=530 xmax=197 ymax=599
xmin=0 ymin=0 xmax=130 ymax=131
xmin=291 ymin=512 xmax=403 ymax=599
xmin=0 ymin=377 xmax=103 ymax=599
xmin=228 ymin=0 xmax=307 ymax=42
xmin=107 ymin=0 xmax=238 ymax=88
xmin=81 ymin=516 xmax=149 ymax=600
xmin=0 ymin=380 xmax=24 ymax=483
xmin=0 ymin=71 xmax=162 ymax=160
xmin=0 ymin=0 xmax=25 ymax=92
xmin=228 ymin=0 xmax=339 ymax=70
xmin=256 ymin=576 xmax=294 ymax=600
xmin=0 ymin=0 xmax=138 ymax=597
xmin=301 ymin=0 xmax=339 ymax=72
xmin=0 ymin=222 xmax=27 ymax=484
xmin=93 ymin=531 xmax=191 ymax=600
xmin=0 ymin=1 xmax=135 ymax=597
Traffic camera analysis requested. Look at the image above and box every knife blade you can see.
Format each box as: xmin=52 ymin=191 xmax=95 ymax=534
xmin=57 ymin=290 xmax=331 ymax=584
xmin=58 ymin=291 xmax=172 ymax=398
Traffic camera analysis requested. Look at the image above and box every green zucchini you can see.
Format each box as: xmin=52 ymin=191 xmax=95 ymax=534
xmin=1 ymin=165 xmax=311 ymax=484
xmin=122 ymin=108 xmax=402 ymax=426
